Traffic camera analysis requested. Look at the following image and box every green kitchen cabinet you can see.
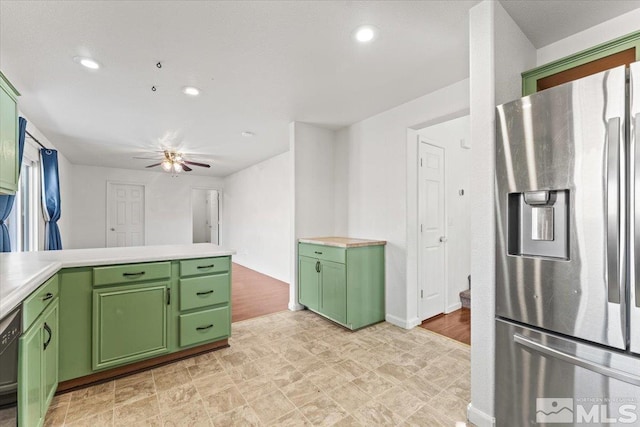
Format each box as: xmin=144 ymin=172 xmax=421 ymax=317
xmin=18 ymin=295 xmax=58 ymax=427
xmin=58 ymin=268 xmax=93 ymax=382
xmin=0 ymin=71 xmax=20 ymax=195
xmin=298 ymin=256 xmax=320 ymax=310
xmin=93 ymin=282 xmax=169 ymax=370
xmin=319 ymin=260 xmax=347 ymax=325
xmin=176 ymin=256 xmax=231 ymax=350
xmin=298 ymin=240 xmax=385 ymax=330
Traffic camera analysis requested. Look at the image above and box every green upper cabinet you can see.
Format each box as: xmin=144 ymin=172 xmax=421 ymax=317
xmin=93 ymin=282 xmax=169 ymax=370
xmin=298 ymin=240 xmax=385 ymax=330
xmin=522 ymin=30 xmax=640 ymax=96
xmin=0 ymin=71 xmax=20 ymax=195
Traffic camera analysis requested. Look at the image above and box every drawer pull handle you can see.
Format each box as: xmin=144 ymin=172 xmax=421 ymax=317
xmin=42 ymin=293 xmax=54 ymax=301
xmin=123 ymin=271 xmax=145 ymax=277
xmin=196 ymin=290 xmax=214 ymax=296
xmin=197 ymin=324 xmax=214 ymax=331
xmin=314 ymin=251 xmax=323 ymax=255
xmin=197 ymin=264 xmax=215 ymax=269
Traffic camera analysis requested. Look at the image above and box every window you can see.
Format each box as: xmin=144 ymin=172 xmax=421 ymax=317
xmin=6 ymin=148 xmax=39 ymax=252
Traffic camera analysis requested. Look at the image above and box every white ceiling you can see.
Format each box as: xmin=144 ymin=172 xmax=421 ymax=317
xmin=501 ymin=0 xmax=640 ymax=48
xmin=0 ymin=1 xmax=638 ymax=177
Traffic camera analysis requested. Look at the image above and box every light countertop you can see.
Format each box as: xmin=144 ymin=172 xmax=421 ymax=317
xmin=298 ymin=237 xmax=387 ymax=248
xmin=0 ymin=243 xmax=235 ymax=319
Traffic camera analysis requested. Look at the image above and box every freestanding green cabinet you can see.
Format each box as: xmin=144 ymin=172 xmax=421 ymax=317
xmin=18 ymin=295 xmax=58 ymax=427
xmin=298 ymin=237 xmax=386 ymax=330
xmin=0 ymin=71 xmax=19 ymax=196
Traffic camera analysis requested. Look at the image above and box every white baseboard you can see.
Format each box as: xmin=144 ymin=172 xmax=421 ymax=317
xmin=385 ymin=314 xmax=421 ymax=329
xmin=467 ymin=403 xmax=496 ymax=427
xmin=288 ymin=302 xmax=304 ymax=311
xmin=446 ymin=302 xmax=462 ymax=313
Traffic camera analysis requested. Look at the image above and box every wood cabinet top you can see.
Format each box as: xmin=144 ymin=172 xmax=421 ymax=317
xmin=299 ymin=237 xmax=386 ymax=248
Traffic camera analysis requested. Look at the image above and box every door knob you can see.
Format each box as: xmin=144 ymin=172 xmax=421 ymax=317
xmin=439 ymin=236 xmax=447 ymax=243
xmin=110 ymin=228 xmax=115 ymax=231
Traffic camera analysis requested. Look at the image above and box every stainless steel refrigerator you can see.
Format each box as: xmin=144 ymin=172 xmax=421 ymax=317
xmin=495 ymin=62 xmax=640 ymax=426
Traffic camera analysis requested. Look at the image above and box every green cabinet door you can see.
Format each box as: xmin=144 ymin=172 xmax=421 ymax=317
xmin=18 ymin=318 xmax=43 ymax=427
xmin=298 ymin=256 xmax=319 ymax=310
xmin=0 ymin=72 xmax=19 ymax=195
xmin=319 ymin=261 xmax=347 ymax=324
xmin=93 ymin=283 xmax=169 ymax=370
xmin=41 ymin=300 xmax=58 ymax=410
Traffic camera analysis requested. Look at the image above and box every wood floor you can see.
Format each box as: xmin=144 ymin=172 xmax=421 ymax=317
xmin=231 ymin=262 xmax=290 ymax=322
xmin=419 ymin=308 xmax=470 ymax=345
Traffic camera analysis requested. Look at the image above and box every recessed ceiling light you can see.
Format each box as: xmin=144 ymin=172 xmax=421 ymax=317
xmin=354 ymin=25 xmax=377 ymax=43
xmin=241 ymin=131 xmax=255 ymax=137
xmin=74 ymin=56 xmax=100 ymax=70
xmin=182 ymin=86 xmax=200 ymax=96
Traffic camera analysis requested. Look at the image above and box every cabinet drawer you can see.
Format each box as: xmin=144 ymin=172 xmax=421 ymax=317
xmin=180 ymin=257 xmax=230 ymax=277
xmin=23 ymin=275 xmax=58 ymax=330
xmin=299 ymin=243 xmax=345 ymax=264
xmin=93 ymin=262 xmax=171 ymax=286
xmin=179 ymin=306 xmax=229 ymax=347
xmin=179 ymin=274 xmax=230 ymax=311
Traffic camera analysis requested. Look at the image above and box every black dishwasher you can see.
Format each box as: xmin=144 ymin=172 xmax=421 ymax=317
xmin=0 ymin=305 xmax=21 ymax=409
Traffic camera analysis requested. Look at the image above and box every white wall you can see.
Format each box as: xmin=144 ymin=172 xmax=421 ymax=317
xmin=418 ymin=115 xmax=471 ymax=314
xmin=337 ymin=79 xmax=469 ymax=328
xmin=290 ymin=122 xmax=340 ymax=309
xmin=68 ymin=165 xmax=222 ymax=249
xmin=191 ymin=188 xmax=208 ymax=243
xmin=18 ymin=113 xmax=73 ymax=251
xmin=467 ymin=2 xmax=536 ymax=426
xmin=223 ymin=151 xmax=291 ymax=283
xmin=537 ymin=8 xmax=640 ymax=66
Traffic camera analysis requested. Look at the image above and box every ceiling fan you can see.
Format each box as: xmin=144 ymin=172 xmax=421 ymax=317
xmin=134 ymin=150 xmax=211 ymax=173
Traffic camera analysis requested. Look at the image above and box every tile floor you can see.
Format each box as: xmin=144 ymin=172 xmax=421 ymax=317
xmin=39 ymin=310 xmax=470 ymax=426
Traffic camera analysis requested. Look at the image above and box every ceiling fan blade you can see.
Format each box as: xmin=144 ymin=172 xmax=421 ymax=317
xmin=180 ymin=163 xmax=193 ymax=172
xmin=183 ymin=160 xmax=211 ymax=168
xmin=145 ymin=163 xmax=162 ymax=168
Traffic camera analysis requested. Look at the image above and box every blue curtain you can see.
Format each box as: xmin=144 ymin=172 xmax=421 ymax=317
xmin=0 ymin=117 xmax=27 ymax=252
xmin=41 ymin=149 xmax=62 ymax=250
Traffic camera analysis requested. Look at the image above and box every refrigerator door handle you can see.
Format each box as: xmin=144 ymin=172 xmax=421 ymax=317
xmin=514 ymin=333 xmax=640 ymax=386
xmin=606 ymin=117 xmax=621 ymax=304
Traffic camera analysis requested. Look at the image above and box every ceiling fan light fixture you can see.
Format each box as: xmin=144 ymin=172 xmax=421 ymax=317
xmin=161 ymin=160 xmax=172 ymax=171
xmin=173 ymin=162 xmax=183 ymax=173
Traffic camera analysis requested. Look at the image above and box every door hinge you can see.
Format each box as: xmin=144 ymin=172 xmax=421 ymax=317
xmin=420 ymin=290 xmax=424 ymax=298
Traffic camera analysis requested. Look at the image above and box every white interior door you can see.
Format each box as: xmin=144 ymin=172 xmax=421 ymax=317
xmin=207 ymin=190 xmax=219 ymax=245
xmin=107 ymin=183 xmax=145 ymax=247
xmin=419 ymin=142 xmax=446 ymax=320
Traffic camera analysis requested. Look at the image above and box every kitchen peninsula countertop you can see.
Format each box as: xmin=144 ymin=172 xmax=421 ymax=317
xmin=0 ymin=243 xmax=235 ymax=319
xmin=298 ymin=236 xmax=387 ymax=248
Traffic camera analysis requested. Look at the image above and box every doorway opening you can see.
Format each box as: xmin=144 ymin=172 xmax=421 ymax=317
xmin=416 ymin=115 xmax=471 ymax=345
xmin=191 ymin=188 xmax=220 ymax=244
